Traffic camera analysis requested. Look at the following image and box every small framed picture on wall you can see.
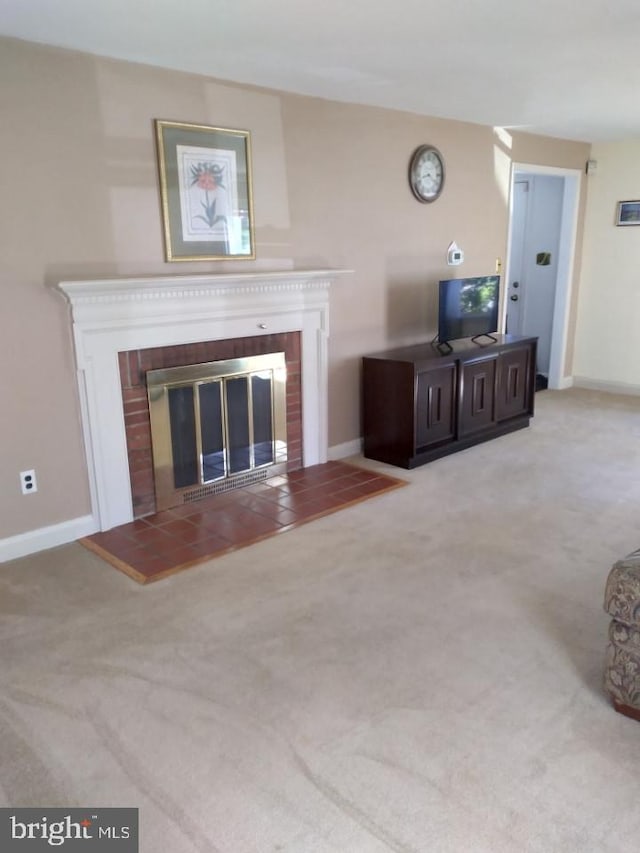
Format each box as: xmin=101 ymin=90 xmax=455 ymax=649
xmin=616 ymin=200 xmax=640 ymax=226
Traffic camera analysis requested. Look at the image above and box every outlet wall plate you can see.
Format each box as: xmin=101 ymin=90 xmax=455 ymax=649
xmin=20 ymin=469 xmax=37 ymax=494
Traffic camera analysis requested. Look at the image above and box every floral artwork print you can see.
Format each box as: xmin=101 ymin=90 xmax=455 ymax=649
xmin=190 ymin=162 xmax=226 ymax=229
xmin=176 ymin=144 xmax=237 ymax=245
xmin=156 ymin=120 xmax=254 ymax=260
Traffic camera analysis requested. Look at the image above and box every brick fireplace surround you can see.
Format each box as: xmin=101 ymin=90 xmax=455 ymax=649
xmin=120 ymin=332 xmax=302 ymax=517
xmin=58 ymin=269 xmax=345 ymax=534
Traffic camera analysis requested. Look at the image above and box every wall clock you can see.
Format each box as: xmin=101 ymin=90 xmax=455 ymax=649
xmin=409 ymin=145 xmax=445 ymax=203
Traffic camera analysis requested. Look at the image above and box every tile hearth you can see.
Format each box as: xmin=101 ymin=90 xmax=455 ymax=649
xmin=81 ymin=461 xmax=406 ymax=584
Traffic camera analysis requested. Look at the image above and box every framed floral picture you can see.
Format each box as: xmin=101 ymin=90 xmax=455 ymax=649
xmin=155 ymin=120 xmax=255 ymax=261
xmin=616 ymin=200 xmax=640 ymax=226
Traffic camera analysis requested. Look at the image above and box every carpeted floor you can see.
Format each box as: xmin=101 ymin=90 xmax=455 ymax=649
xmin=2 ymin=388 xmax=640 ymax=852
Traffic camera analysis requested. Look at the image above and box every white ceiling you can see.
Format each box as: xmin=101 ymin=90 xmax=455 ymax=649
xmin=1 ymin=0 xmax=639 ymax=143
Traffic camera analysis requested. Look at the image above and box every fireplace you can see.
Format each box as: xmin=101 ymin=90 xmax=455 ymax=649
xmin=146 ymin=351 xmax=288 ymax=512
xmin=118 ymin=332 xmax=302 ymax=517
xmin=58 ymin=269 xmax=344 ymax=532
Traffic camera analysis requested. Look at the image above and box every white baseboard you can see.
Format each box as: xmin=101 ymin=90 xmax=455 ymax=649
xmin=328 ymin=438 xmax=363 ymax=460
xmin=0 ymin=443 xmax=365 ymax=563
xmin=1 ymin=443 xmax=366 ymax=563
xmin=0 ymin=442 xmax=365 ymax=563
xmin=0 ymin=515 xmax=97 ymax=564
xmin=553 ymin=376 xmax=574 ymax=390
xmin=572 ymin=376 xmax=640 ymax=397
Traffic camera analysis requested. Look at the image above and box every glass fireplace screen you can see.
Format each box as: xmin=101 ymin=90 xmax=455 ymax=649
xmin=147 ymin=353 xmax=287 ymax=511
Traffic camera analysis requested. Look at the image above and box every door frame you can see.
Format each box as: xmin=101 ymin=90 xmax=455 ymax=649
xmin=502 ymin=163 xmax=582 ymax=390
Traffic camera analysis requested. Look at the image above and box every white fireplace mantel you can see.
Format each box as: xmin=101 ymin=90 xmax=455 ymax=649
xmin=58 ymin=269 xmax=347 ymax=531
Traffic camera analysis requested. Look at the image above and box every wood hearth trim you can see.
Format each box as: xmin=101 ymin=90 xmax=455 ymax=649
xmin=81 ymin=462 xmax=407 ymax=584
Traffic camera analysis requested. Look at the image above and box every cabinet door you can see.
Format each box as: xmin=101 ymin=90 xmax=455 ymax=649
xmin=496 ymin=346 xmax=531 ymax=421
xmin=363 ymin=359 xmax=415 ymax=464
xmin=416 ymin=364 xmax=456 ymax=449
xmin=458 ymin=357 xmax=497 ymax=436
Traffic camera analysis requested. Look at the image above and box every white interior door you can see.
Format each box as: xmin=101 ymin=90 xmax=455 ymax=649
xmin=504 ymin=164 xmax=582 ymax=391
xmin=506 ymin=180 xmax=528 ymax=336
xmin=506 ymin=173 xmax=565 ymax=377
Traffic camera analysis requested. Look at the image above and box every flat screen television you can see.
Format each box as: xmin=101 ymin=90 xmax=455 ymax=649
xmin=438 ymin=275 xmax=500 ymax=344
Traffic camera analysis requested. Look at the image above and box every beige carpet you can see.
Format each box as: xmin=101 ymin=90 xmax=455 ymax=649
xmin=2 ymin=388 xmax=640 ymax=852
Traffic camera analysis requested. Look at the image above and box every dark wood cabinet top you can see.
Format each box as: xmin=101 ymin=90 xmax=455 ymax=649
xmin=363 ymin=334 xmax=537 ymax=366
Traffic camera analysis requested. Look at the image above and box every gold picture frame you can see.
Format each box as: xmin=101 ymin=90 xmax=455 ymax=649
xmin=155 ymin=119 xmax=255 ymax=261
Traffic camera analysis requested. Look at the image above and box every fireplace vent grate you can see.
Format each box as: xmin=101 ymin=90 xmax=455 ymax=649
xmin=182 ymin=468 xmax=270 ymax=503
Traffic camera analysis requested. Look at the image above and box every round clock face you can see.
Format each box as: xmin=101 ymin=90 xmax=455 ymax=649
xmin=409 ymin=145 xmax=445 ymax=203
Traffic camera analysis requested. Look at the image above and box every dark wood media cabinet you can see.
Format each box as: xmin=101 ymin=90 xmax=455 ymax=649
xmin=362 ymin=334 xmax=537 ymax=469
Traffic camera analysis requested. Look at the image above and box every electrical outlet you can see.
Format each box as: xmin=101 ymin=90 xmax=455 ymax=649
xmin=20 ymin=469 xmax=37 ymax=495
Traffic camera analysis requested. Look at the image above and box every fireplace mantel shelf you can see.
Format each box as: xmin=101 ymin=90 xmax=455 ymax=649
xmin=59 ymin=269 xmax=349 ymax=318
xmin=58 ymin=268 xmax=348 ymax=532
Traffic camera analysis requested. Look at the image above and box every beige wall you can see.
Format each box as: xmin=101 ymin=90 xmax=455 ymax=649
xmin=573 ymin=141 xmax=640 ymax=388
xmin=0 ymin=36 xmax=590 ymax=541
